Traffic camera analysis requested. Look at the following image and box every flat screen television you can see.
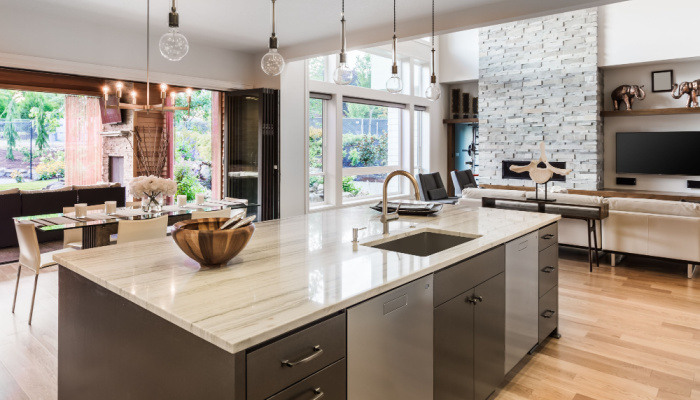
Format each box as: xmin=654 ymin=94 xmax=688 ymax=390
xmin=616 ymin=131 xmax=700 ymax=175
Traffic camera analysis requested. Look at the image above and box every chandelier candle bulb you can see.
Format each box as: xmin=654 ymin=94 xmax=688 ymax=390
xmin=131 ymin=91 xmax=137 ymax=104
xmin=102 ymin=86 xmax=109 ymax=101
xmin=115 ymin=82 xmax=123 ymax=98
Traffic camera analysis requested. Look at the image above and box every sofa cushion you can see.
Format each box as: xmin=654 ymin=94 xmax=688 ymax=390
xmin=607 ymin=197 xmax=700 ymax=218
xmin=0 ymin=187 xmax=20 ymax=195
xmin=20 ymin=185 xmax=73 ymax=194
xmin=76 ymin=186 xmax=126 ymax=207
xmin=462 ymin=188 xmax=527 ymax=200
xmin=73 ymin=183 xmax=111 ymax=190
xmin=0 ymin=191 xmax=21 ymax=248
xmin=527 ymin=192 xmax=604 ymax=206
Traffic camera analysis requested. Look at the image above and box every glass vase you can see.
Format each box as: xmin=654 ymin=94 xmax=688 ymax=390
xmin=142 ymin=195 xmax=163 ymax=213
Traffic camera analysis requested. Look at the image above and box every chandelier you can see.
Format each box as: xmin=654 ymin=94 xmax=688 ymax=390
xmin=102 ymin=0 xmax=191 ymax=113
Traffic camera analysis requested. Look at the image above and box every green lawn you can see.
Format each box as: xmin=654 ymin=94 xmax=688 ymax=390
xmin=0 ymin=179 xmax=58 ymax=191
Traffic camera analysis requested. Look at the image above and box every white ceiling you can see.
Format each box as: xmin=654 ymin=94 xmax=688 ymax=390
xmin=3 ymin=0 xmax=627 ymax=59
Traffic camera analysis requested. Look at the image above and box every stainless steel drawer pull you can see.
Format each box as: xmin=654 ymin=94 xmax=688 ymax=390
xmin=541 ymin=309 xmax=556 ymax=318
xmin=310 ymin=388 xmax=325 ymax=400
xmin=542 ymin=234 xmax=555 ymax=240
xmin=541 ymin=266 xmax=555 ymax=273
xmin=473 ymin=295 xmax=483 ymax=302
xmin=281 ymin=345 xmax=324 ymax=367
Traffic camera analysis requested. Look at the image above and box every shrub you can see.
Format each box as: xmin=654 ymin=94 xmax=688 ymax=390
xmin=11 ymin=169 xmax=23 ymax=183
xmin=342 ymin=176 xmax=361 ymax=196
xmin=175 ymin=163 xmax=205 ymax=201
xmin=342 ymin=133 xmax=388 ymax=168
xmin=36 ymin=151 xmax=65 ymax=180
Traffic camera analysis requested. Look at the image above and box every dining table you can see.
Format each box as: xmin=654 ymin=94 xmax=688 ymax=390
xmin=14 ymin=199 xmax=255 ymax=249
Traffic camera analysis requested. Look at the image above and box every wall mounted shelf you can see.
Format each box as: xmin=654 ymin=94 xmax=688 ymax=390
xmin=601 ymin=107 xmax=700 ymax=117
xmin=443 ymin=118 xmax=479 ymax=124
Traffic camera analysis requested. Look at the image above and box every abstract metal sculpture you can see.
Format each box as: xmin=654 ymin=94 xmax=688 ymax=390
xmin=509 ymin=142 xmax=572 ymax=201
xmin=611 ymin=85 xmax=646 ymax=111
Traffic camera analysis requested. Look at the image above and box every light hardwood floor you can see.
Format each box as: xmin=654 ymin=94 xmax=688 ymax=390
xmin=0 ymin=248 xmax=698 ymax=400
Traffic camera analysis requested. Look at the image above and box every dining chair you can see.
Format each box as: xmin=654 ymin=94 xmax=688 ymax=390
xmin=116 ymin=215 xmax=168 ymax=245
xmin=191 ymin=208 xmax=236 ymax=220
xmin=62 ymin=204 xmax=107 ymax=250
xmin=416 ymin=172 xmax=460 ymax=205
xmin=13 ymin=221 xmax=76 ymax=325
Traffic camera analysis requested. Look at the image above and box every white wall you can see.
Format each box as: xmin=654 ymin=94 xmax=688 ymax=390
xmin=603 ymin=60 xmax=700 ymax=193
xmin=438 ymin=30 xmax=479 ymax=83
xmin=0 ymin=3 xmax=255 ymax=90
xmin=599 ymin=0 xmax=700 ymax=67
xmin=279 ymin=60 xmax=308 ymax=218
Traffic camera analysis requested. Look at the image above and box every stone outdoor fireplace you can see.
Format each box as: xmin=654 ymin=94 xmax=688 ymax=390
xmin=101 ymin=109 xmax=135 ymax=189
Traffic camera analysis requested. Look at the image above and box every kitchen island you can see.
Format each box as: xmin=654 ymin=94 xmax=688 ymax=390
xmin=55 ymin=203 xmax=560 ymax=400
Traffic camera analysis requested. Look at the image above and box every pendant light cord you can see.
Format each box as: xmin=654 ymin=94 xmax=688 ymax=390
xmin=146 ymin=0 xmax=150 ymax=106
xmin=393 ymin=0 xmax=396 ymax=35
xmin=431 ymin=0 xmax=435 ymax=76
xmin=271 ymin=0 xmax=276 ymax=37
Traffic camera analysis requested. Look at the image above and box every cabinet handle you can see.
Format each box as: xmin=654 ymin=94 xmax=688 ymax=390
xmin=541 ymin=309 xmax=556 ymax=318
xmin=292 ymin=388 xmax=324 ymax=400
xmin=473 ymin=295 xmax=483 ymax=303
xmin=542 ymin=234 xmax=555 ymax=240
xmin=281 ymin=345 xmax=324 ymax=368
xmin=465 ymin=296 xmax=477 ymax=304
xmin=541 ymin=266 xmax=555 ymax=273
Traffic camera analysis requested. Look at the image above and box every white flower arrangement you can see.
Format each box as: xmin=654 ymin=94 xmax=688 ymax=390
xmin=128 ymin=175 xmax=178 ymax=200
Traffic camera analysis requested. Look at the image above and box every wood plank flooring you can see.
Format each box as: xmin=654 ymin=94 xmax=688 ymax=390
xmin=0 ymin=248 xmax=698 ymax=400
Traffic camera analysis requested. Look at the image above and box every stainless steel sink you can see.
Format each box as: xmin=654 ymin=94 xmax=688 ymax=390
xmin=366 ymin=229 xmax=479 ymax=257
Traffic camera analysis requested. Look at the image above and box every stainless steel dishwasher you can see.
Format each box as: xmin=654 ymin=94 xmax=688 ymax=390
xmin=505 ymin=231 xmax=539 ymax=374
xmin=347 ymin=274 xmax=434 ymax=400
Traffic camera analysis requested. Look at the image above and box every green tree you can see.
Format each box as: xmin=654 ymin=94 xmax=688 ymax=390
xmin=1 ymin=91 xmax=23 ymax=160
xmin=308 ymin=57 xmax=325 ymax=81
xmin=353 ymin=53 xmax=372 ymax=88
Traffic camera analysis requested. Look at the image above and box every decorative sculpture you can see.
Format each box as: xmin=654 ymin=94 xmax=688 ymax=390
xmin=671 ymin=80 xmax=700 ymax=108
xmin=509 ymin=142 xmax=572 ymax=201
xmin=611 ymin=85 xmax=646 ymax=111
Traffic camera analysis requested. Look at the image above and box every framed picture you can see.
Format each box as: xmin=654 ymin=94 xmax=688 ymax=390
xmin=651 ymin=70 xmax=673 ymax=92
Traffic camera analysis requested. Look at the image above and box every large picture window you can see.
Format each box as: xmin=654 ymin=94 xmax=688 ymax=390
xmin=342 ymin=100 xmax=402 ymax=199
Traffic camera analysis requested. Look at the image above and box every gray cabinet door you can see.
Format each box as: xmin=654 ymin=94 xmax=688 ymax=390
xmin=504 ymin=231 xmax=539 ymax=374
xmin=347 ymin=275 xmax=434 ymax=400
xmin=434 ymin=289 xmax=475 ymax=400
xmin=474 ymin=272 xmax=505 ymax=400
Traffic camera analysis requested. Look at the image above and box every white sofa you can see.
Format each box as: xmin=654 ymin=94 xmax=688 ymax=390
xmin=460 ymin=188 xmax=700 ymax=278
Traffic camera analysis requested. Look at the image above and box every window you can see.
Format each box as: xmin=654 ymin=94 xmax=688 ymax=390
xmin=413 ymin=62 xmax=430 ymax=98
xmin=414 ymin=107 xmax=429 ymax=176
xmin=342 ymin=100 xmax=402 ymax=199
xmin=343 ymin=51 xmax=400 ymax=92
xmin=308 ymin=57 xmax=326 ymax=81
xmin=173 ymin=90 xmax=214 ymax=199
xmin=309 ymin=96 xmax=327 ymax=204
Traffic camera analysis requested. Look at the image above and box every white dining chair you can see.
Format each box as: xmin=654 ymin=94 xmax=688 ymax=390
xmin=116 ymin=215 xmax=168 ymax=245
xmin=62 ymin=204 xmax=107 ymax=250
xmin=13 ymin=221 xmax=76 ymax=325
xmin=191 ymin=208 xmax=236 ymax=220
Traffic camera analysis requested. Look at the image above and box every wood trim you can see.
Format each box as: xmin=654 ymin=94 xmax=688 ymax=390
xmin=0 ymin=66 xmax=104 ymax=96
xmin=444 ymin=118 xmax=479 ymax=124
xmin=481 ymin=184 xmax=700 ymax=202
xmin=600 ymin=107 xmax=700 ymax=117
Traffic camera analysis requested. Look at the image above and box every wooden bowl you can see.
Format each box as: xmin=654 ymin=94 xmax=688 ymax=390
xmin=171 ymin=217 xmax=255 ymax=268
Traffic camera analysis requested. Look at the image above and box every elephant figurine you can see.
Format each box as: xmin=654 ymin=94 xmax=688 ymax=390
xmin=611 ymin=85 xmax=646 ymax=111
xmin=671 ymin=80 xmax=700 ymax=108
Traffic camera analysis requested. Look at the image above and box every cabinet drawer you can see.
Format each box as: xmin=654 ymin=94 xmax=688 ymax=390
xmin=538 ymin=223 xmax=558 ymax=251
xmin=538 ymin=245 xmax=558 ymax=298
xmin=538 ymin=286 xmax=558 ymax=343
xmin=267 ymin=359 xmax=346 ymax=400
xmin=247 ymin=314 xmax=346 ymax=400
xmin=434 ymin=245 xmax=505 ymax=306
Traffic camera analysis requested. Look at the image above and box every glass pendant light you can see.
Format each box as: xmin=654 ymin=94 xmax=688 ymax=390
xmin=333 ymin=0 xmax=353 ymax=85
xmin=261 ymin=0 xmax=285 ymax=76
xmin=425 ymin=0 xmax=441 ymax=101
xmin=159 ymin=0 xmax=189 ymax=61
xmin=386 ymin=0 xmax=403 ymax=94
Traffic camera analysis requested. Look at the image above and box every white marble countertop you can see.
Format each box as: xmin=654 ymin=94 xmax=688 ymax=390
xmin=55 ymin=204 xmax=559 ymax=354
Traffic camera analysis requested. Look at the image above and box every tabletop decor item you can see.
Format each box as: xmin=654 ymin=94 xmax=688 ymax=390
xmin=171 ymin=217 xmax=255 ymax=268
xmin=671 ymin=79 xmax=700 ymax=107
xmin=74 ymin=203 xmax=88 ymax=218
xmin=509 ymin=142 xmax=572 ymax=201
xmin=611 ymin=84 xmax=646 ymax=110
xmin=177 ymin=195 xmax=187 ymax=207
xmin=105 ymin=201 xmax=117 ymax=215
xmin=128 ymin=175 xmax=178 ymax=212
